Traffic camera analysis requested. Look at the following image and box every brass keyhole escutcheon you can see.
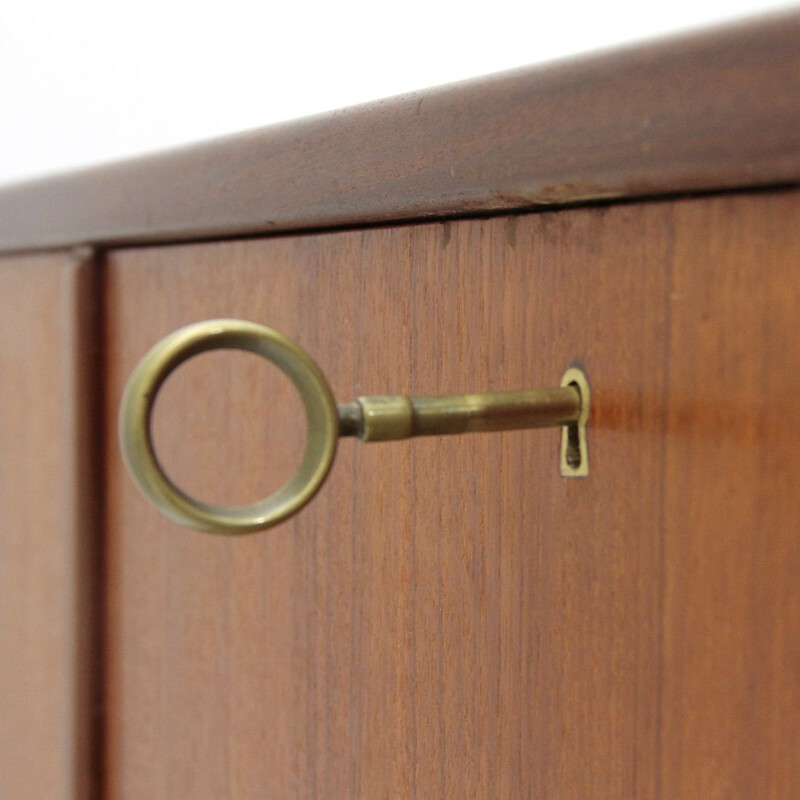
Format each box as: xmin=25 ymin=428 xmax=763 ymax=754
xmin=560 ymin=367 xmax=590 ymax=478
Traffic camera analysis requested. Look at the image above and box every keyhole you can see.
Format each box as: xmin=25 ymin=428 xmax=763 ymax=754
xmin=559 ymin=368 xmax=589 ymax=478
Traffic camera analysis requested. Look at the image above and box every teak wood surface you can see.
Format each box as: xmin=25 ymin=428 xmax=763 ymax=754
xmin=1 ymin=11 xmax=799 ymax=252
xmin=0 ymin=252 xmax=100 ymax=799
xmin=104 ymin=189 xmax=800 ymax=798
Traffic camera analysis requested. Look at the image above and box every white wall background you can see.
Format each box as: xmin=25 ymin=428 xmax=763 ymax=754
xmin=0 ymin=0 xmax=794 ymax=186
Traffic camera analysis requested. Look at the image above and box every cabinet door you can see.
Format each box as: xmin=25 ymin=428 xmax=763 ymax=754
xmin=0 ymin=252 xmax=100 ymax=799
xmin=104 ymin=191 xmax=800 ymax=799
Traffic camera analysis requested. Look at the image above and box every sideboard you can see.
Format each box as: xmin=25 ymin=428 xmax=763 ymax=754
xmin=1 ymin=11 xmax=799 ymax=799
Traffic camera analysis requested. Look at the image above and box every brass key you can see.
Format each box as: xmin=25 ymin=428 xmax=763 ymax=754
xmin=119 ymin=319 xmax=589 ymax=534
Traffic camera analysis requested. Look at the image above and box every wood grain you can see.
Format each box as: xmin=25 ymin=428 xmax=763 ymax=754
xmin=2 ymin=11 xmax=800 ymax=252
xmin=103 ymin=188 xmax=800 ymax=797
xmin=0 ymin=251 xmax=101 ymax=798
xmin=660 ymin=196 xmax=800 ymax=798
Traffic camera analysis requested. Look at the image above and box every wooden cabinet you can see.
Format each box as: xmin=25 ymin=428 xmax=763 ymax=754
xmin=2 ymin=12 xmax=800 ymax=799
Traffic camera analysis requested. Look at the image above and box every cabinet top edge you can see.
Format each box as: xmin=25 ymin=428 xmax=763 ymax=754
xmin=1 ymin=10 xmax=800 ymax=253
